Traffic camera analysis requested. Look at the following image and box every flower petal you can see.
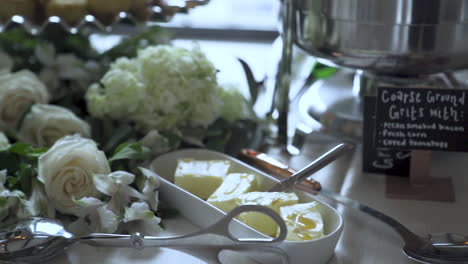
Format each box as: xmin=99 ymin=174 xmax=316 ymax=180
xmin=109 ymin=171 xmax=135 ymax=186
xmin=138 ymin=167 xmax=160 ymax=211
xmin=23 ymin=180 xmax=55 ymax=218
xmin=74 ymin=197 xmax=104 ymax=208
xmin=73 ymin=197 xmax=104 ymax=217
xmin=139 ymin=215 xmax=162 ymax=235
xmin=35 ymin=43 xmax=56 ymax=66
xmin=96 ymin=206 xmax=119 ymax=233
xmin=0 ymin=169 xmax=6 ymax=188
xmin=124 ymin=202 xmax=152 ymax=222
xmin=124 ymin=202 xmax=162 ymax=236
xmin=93 ymin=173 xmax=119 ymax=196
xmin=0 ymin=190 xmax=26 ymax=221
xmin=0 ymin=132 xmax=10 ymax=151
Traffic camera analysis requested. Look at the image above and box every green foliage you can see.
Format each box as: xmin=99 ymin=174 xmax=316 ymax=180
xmin=311 ymin=62 xmax=337 ymax=80
xmin=0 ymin=28 xmax=98 ymax=72
xmin=0 ymin=143 xmax=48 ymax=196
xmin=14 ymin=163 xmax=34 ymax=195
xmin=101 ymin=26 xmax=172 ymax=62
xmin=237 ymin=58 xmax=264 ymax=107
xmin=0 ymin=28 xmax=43 ymax=72
xmin=109 ymin=142 xmax=150 ymax=163
xmin=8 ymin=143 xmax=48 ymax=159
xmin=203 ymin=118 xmax=269 ymax=156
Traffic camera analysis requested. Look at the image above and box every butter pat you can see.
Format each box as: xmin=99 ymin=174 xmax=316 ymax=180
xmin=174 ymin=159 xmax=230 ymax=199
xmin=279 ymin=202 xmax=324 ymax=241
xmin=238 ymin=192 xmax=299 ymax=237
xmin=207 ymin=173 xmax=257 ymax=212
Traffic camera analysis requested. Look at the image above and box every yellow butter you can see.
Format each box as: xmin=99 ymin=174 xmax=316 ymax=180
xmin=174 ymin=159 xmax=230 ymax=199
xmin=279 ymin=202 xmax=324 ymax=241
xmin=207 ymin=173 xmax=257 ymax=212
xmin=237 ymin=192 xmax=299 ymax=237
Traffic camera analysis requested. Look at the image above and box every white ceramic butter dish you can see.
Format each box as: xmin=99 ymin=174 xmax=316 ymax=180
xmin=150 ymin=148 xmax=344 ymax=264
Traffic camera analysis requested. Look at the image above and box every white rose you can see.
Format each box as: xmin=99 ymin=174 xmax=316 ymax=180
xmin=19 ymin=104 xmax=91 ymax=147
xmin=0 ymin=70 xmax=50 ymax=129
xmin=38 ymin=135 xmax=111 ymax=216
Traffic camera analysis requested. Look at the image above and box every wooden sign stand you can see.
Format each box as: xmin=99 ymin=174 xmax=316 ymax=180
xmin=386 ymin=150 xmax=455 ymax=202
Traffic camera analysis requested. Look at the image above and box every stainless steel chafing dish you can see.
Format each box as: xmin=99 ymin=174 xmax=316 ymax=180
xmin=273 ymin=0 xmax=468 ymax=146
xmin=292 ymin=0 xmax=468 ymax=76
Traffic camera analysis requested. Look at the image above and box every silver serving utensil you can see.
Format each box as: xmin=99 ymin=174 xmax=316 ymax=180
xmin=0 ymin=205 xmax=289 ymax=264
xmin=244 ymin=149 xmax=468 ymax=264
xmin=268 ymin=143 xmax=354 ymax=192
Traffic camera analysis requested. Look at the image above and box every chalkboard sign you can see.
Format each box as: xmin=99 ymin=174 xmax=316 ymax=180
xmin=375 ymin=87 xmax=468 ymax=151
xmin=362 ymin=96 xmax=411 ymax=176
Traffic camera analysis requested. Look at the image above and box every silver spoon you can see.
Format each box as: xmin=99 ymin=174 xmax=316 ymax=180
xmin=242 ymin=148 xmax=468 ymax=264
xmin=0 ymin=205 xmax=289 ymax=264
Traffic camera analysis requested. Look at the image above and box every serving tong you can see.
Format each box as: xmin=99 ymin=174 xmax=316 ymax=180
xmin=0 ymin=205 xmax=289 ymax=263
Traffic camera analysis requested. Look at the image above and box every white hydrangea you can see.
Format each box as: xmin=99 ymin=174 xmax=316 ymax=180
xmin=86 ymin=44 xmax=223 ymax=132
xmin=87 ymin=69 xmax=146 ymax=119
xmin=219 ymin=84 xmax=252 ymax=122
xmin=139 ymin=130 xmax=172 ymax=156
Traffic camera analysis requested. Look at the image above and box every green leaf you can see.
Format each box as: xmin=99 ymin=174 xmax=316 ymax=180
xmin=311 ymin=63 xmax=337 ymax=80
xmin=144 ymin=211 xmax=155 ymax=219
xmin=3 ymin=163 xmax=35 ymax=195
xmin=238 ymin=58 xmax=264 ymax=106
xmin=8 ymin=143 xmax=48 ymax=159
xmin=73 ymin=198 xmax=88 ymax=207
xmin=6 ymin=176 xmax=19 ymax=189
xmin=159 ymin=131 xmax=181 ymax=149
xmin=101 ymin=26 xmax=172 ymax=61
xmin=0 ymin=28 xmax=44 ymax=72
xmin=102 ymin=122 xmax=135 ymax=153
xmin=0 ymin=197 xmax=7 ymax=207
xmin=8 ymin=143 xmax=32 ymax=156
xmin=17 ymin=163 xmax=34 ymax=196
xmin=205 ymin=136 xmax=230 ymax=152
xmin=109 ymin=143 xmax=149 ymax=163
xmin=0 ymin=152 xmax=20 ymax=173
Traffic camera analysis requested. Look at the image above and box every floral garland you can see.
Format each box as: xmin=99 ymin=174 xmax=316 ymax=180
xmin=0 ymin=26 xmax=267 ymax=236
xmin=0 ymin=134 xmax=162 ymax=235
